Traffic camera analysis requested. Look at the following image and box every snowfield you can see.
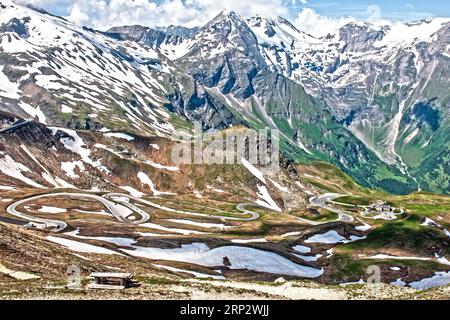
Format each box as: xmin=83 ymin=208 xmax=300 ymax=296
xmin=119 ymin=186 xmax=145 ymax=198
xmin=241 ymin=158 xmax=266 ymax=184
xmin=104 ymin=132 xmax=135 ymax=141
xmin=256 ymin=185 xmax=282 ymax=212
xmin=142 ymin=160 xmax=179 ymax=172
xmin=0 ymin=154 xmax=45 ymax=188
xmin=122 ymin=243 xmax=323 ymax=278
xmin=409 ymin=271 xmax=450 ymax=290
xmin=421 ymin=218 xmax=450 ymax=239
xmin=355 ymin=223 xmax=372 ymax=232
xmin=391 ymin=278 xmax=407 ymax=287
xmin=280 ymin=231 xmax=301 ymax=238
xmin=305 ymin=231 xmax=347 ymax=244
xmin=46 ymin=236 xmax=120 ymax=255
xmin=294 ymin=253 xmax=323 ymax=262
xmin=137 ymin=172 xmax=175 ymax=196
xmin=61 ymin=161 xmax=85 ymax=179
xmin=38 ymin=206 xmax=67 ymax=214
xmin=0 ymin=65 xmax=21 ymax=100
xmin=64 ymin=230 xmax=137 ymax=247
xmin=57 ymin=230 xmax=323 ymax=278
xmin=303 ymin=230 xmax=366 ymax=244
xmin=422 ymin=218 xmax=436 ymax=226
xmin=153 ymin=264 xmax=225 ymax=280
xmin=51 ymin=128 xmax=108 ymax=172
xmin=269 ymin=178 xmax=288 ymax=193
xmin=293 ymin=245 xmax=312 ymax=254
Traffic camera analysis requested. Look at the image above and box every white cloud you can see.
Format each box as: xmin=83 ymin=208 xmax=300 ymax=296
xmin=15 ymin=0 xmax=74 ymax=13
xmin=61 ymin=0 xmax=287 ymax=30
xmin=366 ymin=4 xmax=382 ymax=23
xmin=294 ymin=8 xmax=356 ymax=37
xmin=288 ymin=0 xmax=307 ymax=4
xmin=16 ymin=0 xmax=73 ymax=6
xmin=16 ymin=0 xmax=440 ymax=34
xmin=293 ymin=5 xmax=398 ymax=38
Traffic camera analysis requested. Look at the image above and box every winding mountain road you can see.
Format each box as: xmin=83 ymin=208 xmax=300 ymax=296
xmin=5 ymin=192 xmax=262 ymax=233
xmin=106 ymin=193 xmax=261 ymax=222
xmin=5 ymin=189 xmax=354 ymax=234
xmin=6 ymin=192 xmax=150 ymax=232
xmin=309 ymin=193 xmax=354 ymax=223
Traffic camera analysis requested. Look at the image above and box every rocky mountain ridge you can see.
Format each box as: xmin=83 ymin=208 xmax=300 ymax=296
xmin=0 ymin=0 xmax=449 ymax=194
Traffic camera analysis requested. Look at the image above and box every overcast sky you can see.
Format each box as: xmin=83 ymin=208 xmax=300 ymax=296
xmin=16 ymin=0 xmax=450 ymax=35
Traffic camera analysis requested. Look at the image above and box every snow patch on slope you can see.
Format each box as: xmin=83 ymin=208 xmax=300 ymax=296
xmin=51 ymin=128 xmax=108 ymax=173
xmin=104 ymin=132 xmax=135 ymax=141
xmin=61 ymin=161 xmax=85 ymax=179
xmin=241 ymin=158 xmax=266 ymax=184
xmin=0 ymin=154 xmax=45 ymax=188
xmin=121 ymin=243 xmax=323 ymax=278
xmin=137 ymin=172 xmax=175 ymax=196
xmin=409 ymin=271 xmax=450 ymax=290
xmin=256 ymin=185 xmax=282 ymax=212
xmin=46 ymin=236 xmax=120 ymax=255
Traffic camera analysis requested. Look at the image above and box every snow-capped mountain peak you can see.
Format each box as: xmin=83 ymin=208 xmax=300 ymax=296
xmin=1 ymin=0 xmax=449 ymax=194
xmin=0 ymin=0 xmax=177 ymax=136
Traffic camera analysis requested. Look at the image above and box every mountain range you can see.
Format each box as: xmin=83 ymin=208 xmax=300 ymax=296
xmin=0 ymin=0 xmax=449 ymax=195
